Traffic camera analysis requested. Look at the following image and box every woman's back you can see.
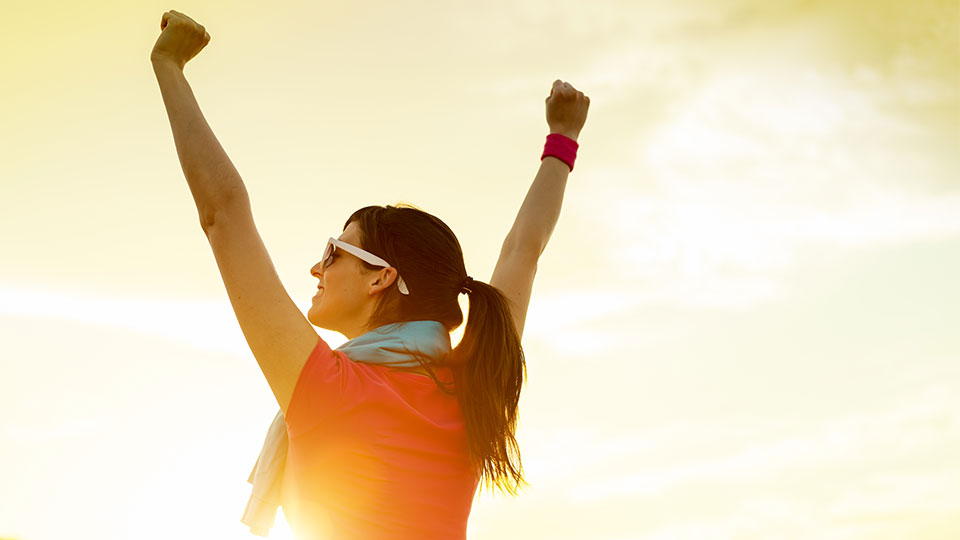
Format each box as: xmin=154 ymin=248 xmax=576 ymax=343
xmin=281 ymin=336 xmax=479 ymax=539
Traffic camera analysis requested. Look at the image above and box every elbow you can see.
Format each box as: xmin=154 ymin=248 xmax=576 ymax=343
xmin=501 ymin=236 xmax=545 ymax=260
xmin=199 ymin=209 xmax=218 ymax=232
xmin=199 ymin=188 xmax=251 ymax=232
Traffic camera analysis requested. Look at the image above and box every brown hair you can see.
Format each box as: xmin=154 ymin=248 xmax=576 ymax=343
xmin=344 ymin=202 xmax=528 ymax=496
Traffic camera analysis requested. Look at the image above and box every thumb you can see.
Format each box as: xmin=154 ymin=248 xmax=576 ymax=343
xmin=161 ymin=11 xmax=174 ymax=31
xmin=547 ymin=79 xmax=560 ymax=101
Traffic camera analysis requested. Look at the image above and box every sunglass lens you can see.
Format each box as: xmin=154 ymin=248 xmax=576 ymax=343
xmin=322 ymin=243 xmax=335 ymax=268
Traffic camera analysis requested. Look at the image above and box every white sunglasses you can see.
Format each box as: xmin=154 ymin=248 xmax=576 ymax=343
xmin=322 ymin=237 xmax=410 ymax=295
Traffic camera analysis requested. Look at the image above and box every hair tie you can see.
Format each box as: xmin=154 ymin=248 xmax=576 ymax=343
xmin=459 ymin=275 xmax=474 ymax=295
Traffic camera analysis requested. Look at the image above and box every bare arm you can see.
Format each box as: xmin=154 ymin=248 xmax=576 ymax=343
xmin=501 ymin=154 xmax=572 ymax=256
xmin=153 ymin=59 xmax=248 ymax=226
xmin=491 ymin=151 xmax=570 ymax=340
xmin=503 ymin=79 xmax=589 ymax=253
xmin=491 ymin=80 xmax=590 ymax=338
xmin=151 ymin=10 xmax=246 ymax=228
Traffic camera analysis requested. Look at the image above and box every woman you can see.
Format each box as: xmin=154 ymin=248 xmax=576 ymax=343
xmin=151 ymin=10 xmax=589 ymax=539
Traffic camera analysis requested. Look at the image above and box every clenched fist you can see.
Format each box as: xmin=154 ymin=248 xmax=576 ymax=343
xmin=546 ymin=80 xmax=590 ymax=141
xmin=150 ymin=10 xmax=211 ymax=69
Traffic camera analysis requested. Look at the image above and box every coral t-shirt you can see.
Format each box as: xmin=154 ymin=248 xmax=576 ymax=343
xmin=281 ymin=335 xmax=479 ymax=539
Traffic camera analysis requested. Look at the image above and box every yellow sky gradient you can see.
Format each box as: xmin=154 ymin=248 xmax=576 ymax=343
xmin=2 ymin=1 xmax=959 ymax=539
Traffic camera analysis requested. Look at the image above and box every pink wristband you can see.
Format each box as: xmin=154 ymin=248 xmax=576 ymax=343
xmin=541 ymin=133 xmax=579 ymax=172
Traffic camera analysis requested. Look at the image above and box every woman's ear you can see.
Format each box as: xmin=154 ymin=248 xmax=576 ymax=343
xmin=368 ymin=267 xmax=398 ymax=295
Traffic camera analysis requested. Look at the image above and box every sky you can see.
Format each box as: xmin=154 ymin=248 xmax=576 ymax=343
xmin=1 ymin=0 xmax=959 ymax=539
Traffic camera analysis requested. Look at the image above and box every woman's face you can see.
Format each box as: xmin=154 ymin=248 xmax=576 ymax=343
xmin=308 ymin=222 xmax=368 ymax=337
xmin=307 ymin=221 xmax=394 ymax=339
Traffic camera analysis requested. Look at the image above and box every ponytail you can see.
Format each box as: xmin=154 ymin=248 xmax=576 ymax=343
xmin=450 ymin=278 xmax=528 ymax=496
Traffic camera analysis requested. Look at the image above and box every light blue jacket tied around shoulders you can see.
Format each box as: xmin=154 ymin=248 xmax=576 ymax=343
xmin=240 ymin=320 xmax=452 ymax=537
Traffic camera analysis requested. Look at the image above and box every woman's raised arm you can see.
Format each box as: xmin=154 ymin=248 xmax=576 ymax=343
xmin=502 ymin=80 xmax=589 ymax=255
xmin=150 ymin=10 xmax=246 ymax=228
xmin=490 ymin=80 xmax=590 ymax=338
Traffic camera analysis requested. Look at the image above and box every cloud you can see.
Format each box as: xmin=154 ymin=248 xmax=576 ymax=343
xmin=480 ymin=0 xmax=959 ymax=317
xmin=828 ymin=469 xmax=960 ymax=517
xmin=557 ymin=48 xmax=960 ymax=312
xmin=0 ymin=282 xmax=348 ymax=358
xmin=566 ymin=383 xmax=960 ymax=502
xmin=629 ymin=473 xmax=960 ymax=540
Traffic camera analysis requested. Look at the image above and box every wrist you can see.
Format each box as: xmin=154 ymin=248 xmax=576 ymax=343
xmin=549 ymin=130 xmax=579 ymax=142
xmin=151 ymin=55 xmax=183 ymax=71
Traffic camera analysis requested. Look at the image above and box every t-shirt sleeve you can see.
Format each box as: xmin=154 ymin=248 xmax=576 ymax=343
xmin=284 ymin=335 xmax=363 ymax=439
